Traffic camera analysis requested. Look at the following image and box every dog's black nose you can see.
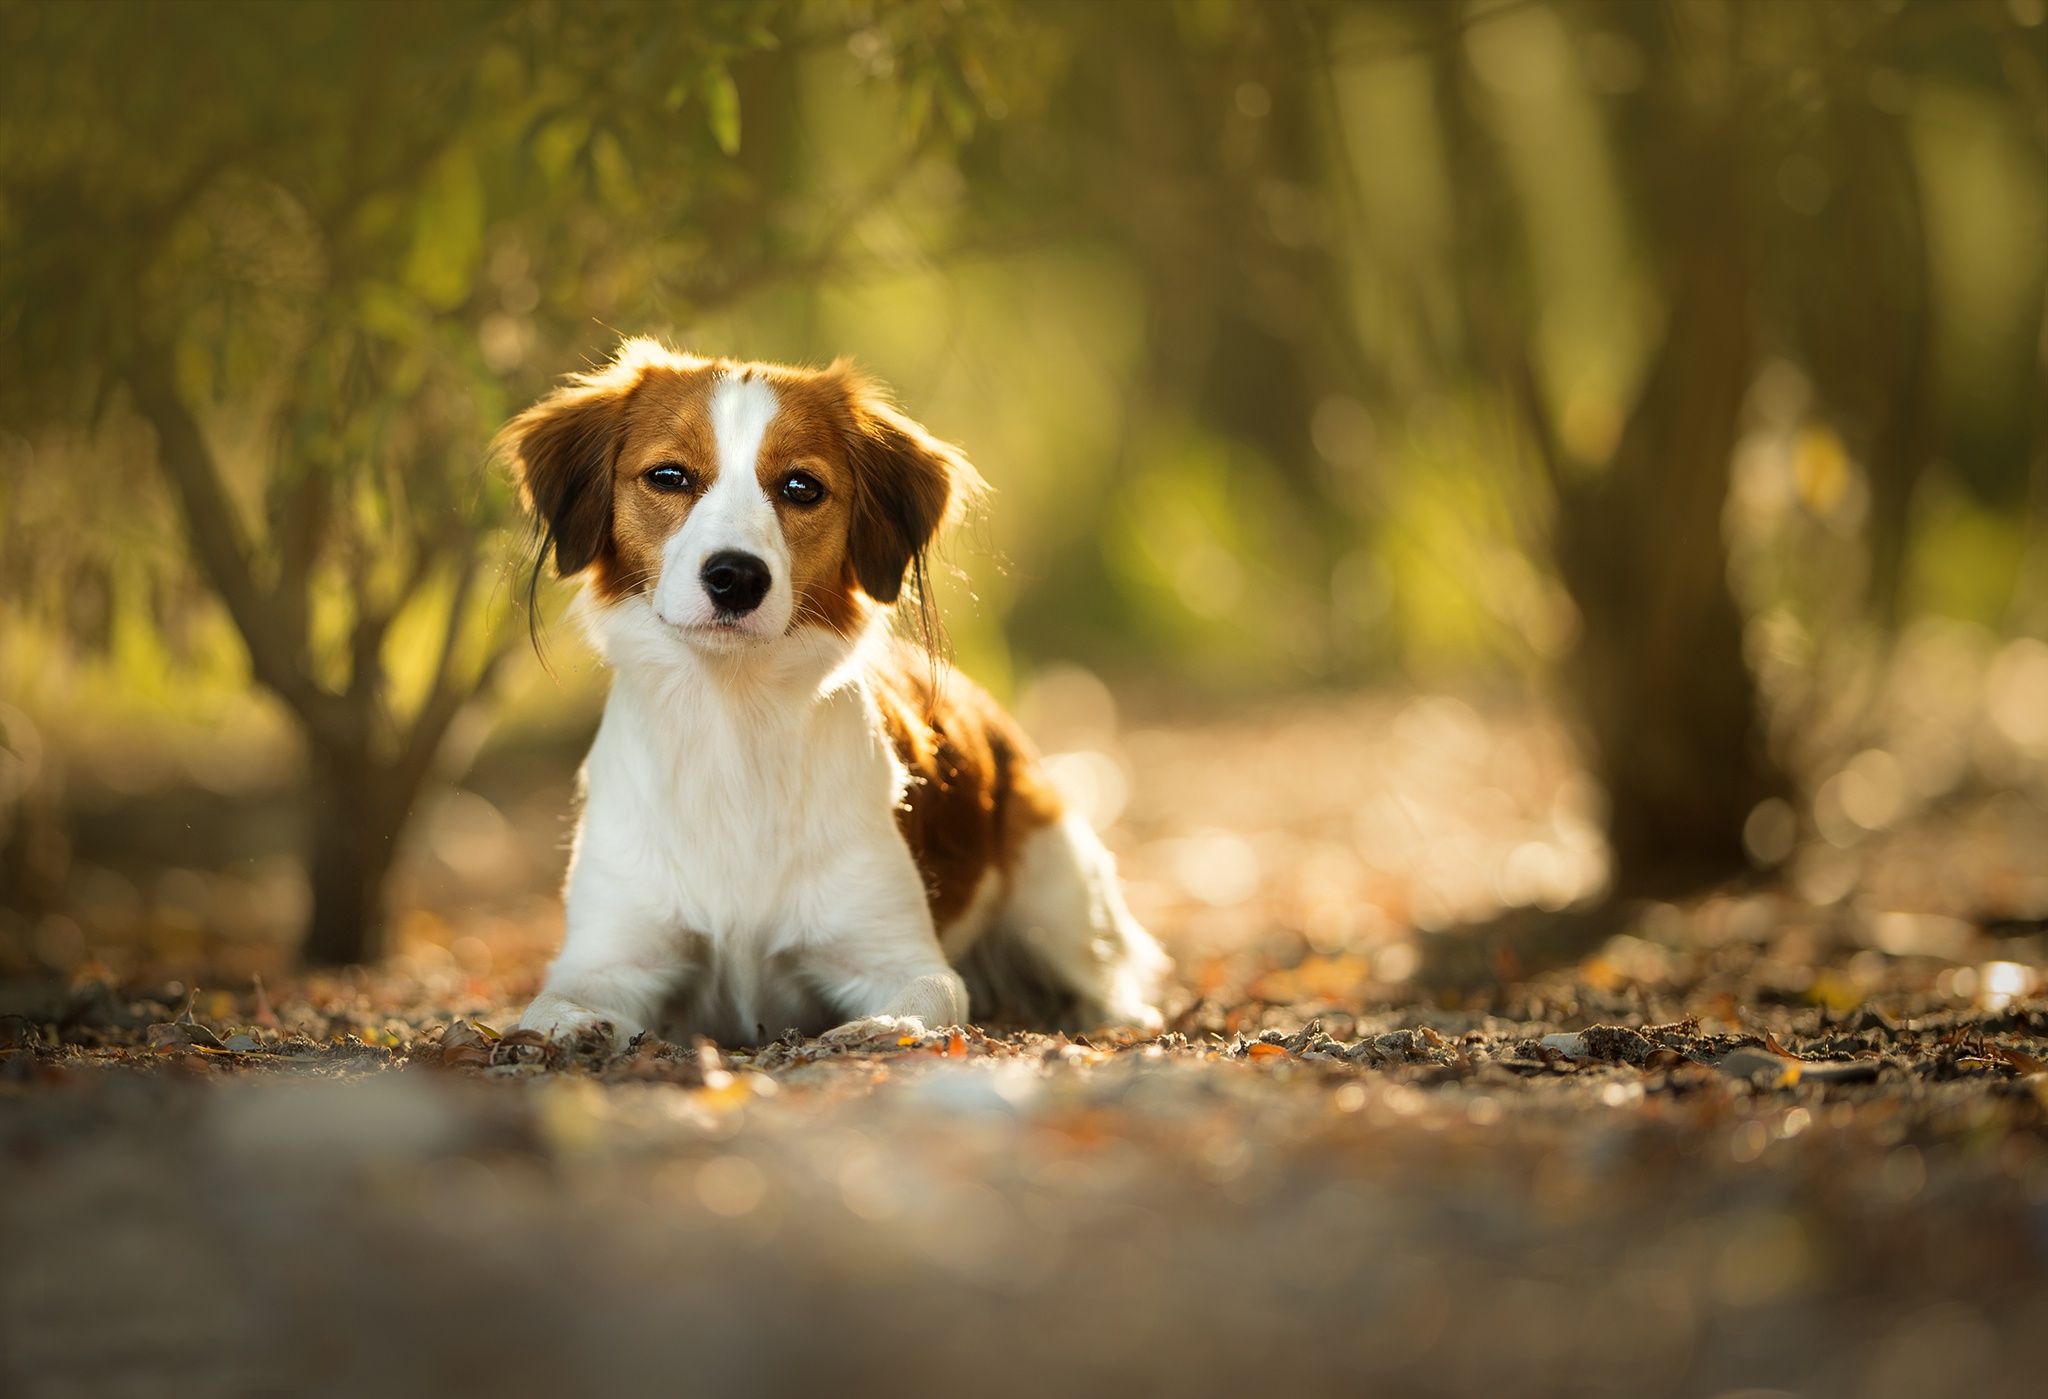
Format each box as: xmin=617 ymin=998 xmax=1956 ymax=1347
xmin=700 ymin=550 xmax=771 ymax=616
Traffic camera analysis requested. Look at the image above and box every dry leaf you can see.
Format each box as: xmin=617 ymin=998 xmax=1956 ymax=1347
xmin=1989 ymin=1044 xmax=2046 ymax=1074
xmin=439 ymin=1019 xmax=493 ymax=1052
xmin=1247 ymin=1042 xmax=1289 ymax=1061
xmin=145 ymin=1021 xmax=223 ymax=1052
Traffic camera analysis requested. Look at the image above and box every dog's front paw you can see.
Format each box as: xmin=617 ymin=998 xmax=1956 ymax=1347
xmin=519 ymin=994 xmax=629 ymax=1045
xmin=1109 ymin=998 xmax=1166 ymax=1034
xmin=819 ymin=1014 xmax=930 ymax=1049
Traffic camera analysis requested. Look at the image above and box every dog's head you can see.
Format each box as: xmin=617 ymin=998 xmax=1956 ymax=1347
xmin=498 ymin=339 xmax=981 ymax=649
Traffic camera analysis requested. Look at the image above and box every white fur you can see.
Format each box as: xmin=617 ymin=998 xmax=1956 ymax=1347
xmin=522 ymin=603 xmax=963 ymax=1045
xmin=1000 ymin=813 xmax=1171 ymax=1029
xmin=519 ymin=371 xmax=1168 ymax=1046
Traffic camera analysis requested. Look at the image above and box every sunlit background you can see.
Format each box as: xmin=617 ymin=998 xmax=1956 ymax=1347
xmin=4 ymin=0 xmax=2048 ymax=998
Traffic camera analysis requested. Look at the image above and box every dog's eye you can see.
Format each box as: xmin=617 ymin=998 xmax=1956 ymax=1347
xmin=779 ymin=470 xmax=824 ymax=506
xmin=646 ymin=463 xmax=693 ymax=493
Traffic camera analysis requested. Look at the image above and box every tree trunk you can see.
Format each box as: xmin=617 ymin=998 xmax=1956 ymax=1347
xmin=1551 ymin=128 xmax=1784 ymax=898
xmin=301 ymin=746 xmax=402 ymax=967
xmin=1420 ymin=129 xmax=1780 ymax=989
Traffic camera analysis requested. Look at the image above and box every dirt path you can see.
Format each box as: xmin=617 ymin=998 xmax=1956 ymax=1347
xmin=3 ymin=944 xmax=2047 ymax=1399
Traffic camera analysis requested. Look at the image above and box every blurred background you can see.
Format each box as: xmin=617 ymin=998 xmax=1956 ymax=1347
xmin=4 ymin=0 xmax=2048 ymax=998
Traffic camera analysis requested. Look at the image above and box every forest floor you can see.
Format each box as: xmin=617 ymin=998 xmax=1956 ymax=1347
xmin=5 ymin=695 xmax=2048 ymax=1398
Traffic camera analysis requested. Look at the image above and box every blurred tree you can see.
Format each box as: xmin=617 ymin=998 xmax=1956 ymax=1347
xmin=951 ymin=0 xmax=1780 ymax=892
xmin=1460 ymin=0 xmax=2044 ymax=898
xmin=0 ymin=0 xmax=1009 ymax=964
xmin=1439 ymin=0 xmax=1792 ymax=895
xmin=949 ymin=0 xmax=2048 ymax=921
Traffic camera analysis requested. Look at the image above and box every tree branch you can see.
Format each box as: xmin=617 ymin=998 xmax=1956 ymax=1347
xmin=127 ymin=348 xmax=358 ymax=749
xmin=385 ymin=544 xmax=516 ymax=818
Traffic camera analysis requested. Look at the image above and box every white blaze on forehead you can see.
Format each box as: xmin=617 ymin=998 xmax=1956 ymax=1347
xmin=651 ymin=370 xmax=793 ymax=636
xmin=710 ymin=372 xmax=779 ymax=484
xmin=686 ymin=372 xmax=782 ymax=563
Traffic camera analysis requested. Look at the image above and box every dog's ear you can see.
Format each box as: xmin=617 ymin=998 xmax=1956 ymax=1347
xmin=838 ymin=368 xmax=984 ymax=605
xmin=497 ymin=375 xmax=635 ymax=577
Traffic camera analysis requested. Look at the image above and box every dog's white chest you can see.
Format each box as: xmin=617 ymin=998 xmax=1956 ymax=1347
xmin=569 ymin=646 xmax=909 ymax=949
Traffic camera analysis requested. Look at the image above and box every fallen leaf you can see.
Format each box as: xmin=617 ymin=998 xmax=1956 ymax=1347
xmin=1761 ymin=1032 xmax=1801 ymax=1061
xmin=1247 ymin=1042 xmax=1289 ymax=1061
xmin=145 ymin=1021 xmax=224 ymax=1052
xmin=440 ymin=1019 xmax=493 ymax=1052
xmin=1989 ymin=1044 xmax=2046 ymax=1074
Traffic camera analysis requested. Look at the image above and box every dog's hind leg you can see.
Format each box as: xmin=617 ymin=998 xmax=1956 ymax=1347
xmin=965 ymin=812 xmax=1169 ymax=1031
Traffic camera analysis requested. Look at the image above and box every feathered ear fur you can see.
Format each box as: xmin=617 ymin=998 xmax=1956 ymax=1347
xmin=496 ymin=374 xmax=637 ymax=580
xmin=837 ymin=365 xmax=985 ymax=605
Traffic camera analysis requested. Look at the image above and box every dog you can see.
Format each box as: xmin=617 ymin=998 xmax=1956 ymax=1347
xmin=498 ymin=339 xmax=1169 ymax=1047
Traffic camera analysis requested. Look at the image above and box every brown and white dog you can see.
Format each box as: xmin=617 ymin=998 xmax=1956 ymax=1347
xmin=498 ymin=339 xmax=1169 ymax=1046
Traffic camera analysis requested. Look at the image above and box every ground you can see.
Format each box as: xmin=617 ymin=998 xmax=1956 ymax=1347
xmin=4 ymin=694 xmax=2048 ymax=1397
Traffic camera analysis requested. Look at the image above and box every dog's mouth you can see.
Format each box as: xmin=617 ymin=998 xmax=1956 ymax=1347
xmin=657 ymin=610 xmax=772 ymax=649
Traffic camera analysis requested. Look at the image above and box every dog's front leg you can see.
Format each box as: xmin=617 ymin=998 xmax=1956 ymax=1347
xmin=786 ymin=825 xmax=964 ymax=1044
xmin=520 ymin=870 xmax=692 ymax=1044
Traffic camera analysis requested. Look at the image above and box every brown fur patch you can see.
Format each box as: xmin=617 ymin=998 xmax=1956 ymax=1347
xmin=870 ymin=641 xmax=1066 ymax=932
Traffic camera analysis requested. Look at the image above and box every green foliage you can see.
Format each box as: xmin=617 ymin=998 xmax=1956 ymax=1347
xmin=0 ymin=0 xmax=1018 ymax=960
xmin=0 ymin=0 xmax=1010 ymax=694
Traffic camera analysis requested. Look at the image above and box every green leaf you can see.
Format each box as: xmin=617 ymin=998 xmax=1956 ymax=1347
xmin=704 ymin=65 xmax=742 ymax=155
